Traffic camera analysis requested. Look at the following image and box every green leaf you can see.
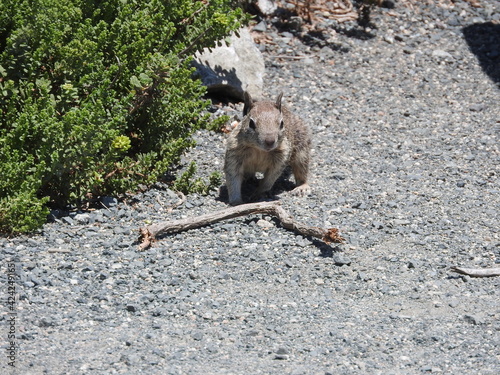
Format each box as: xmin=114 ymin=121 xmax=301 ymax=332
xmin=130 ymin=75 xmax=142 ymax=88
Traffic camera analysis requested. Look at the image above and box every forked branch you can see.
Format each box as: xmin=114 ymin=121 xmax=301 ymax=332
xmin=138 ymin=201 xmax=344 ymax=250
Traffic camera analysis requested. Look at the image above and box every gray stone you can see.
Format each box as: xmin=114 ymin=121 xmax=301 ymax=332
xmin=384 ymin=35 xmax=395 ymax=44
xmin=432 ymin=49 xmax=453 ymax=59
xmin=252 ymin=20 xmax=267 ymax=33
xmin=62 ymin=216 xmax=75 ymax=225
xmin=126 ymin=304 xmax=138 ymax=312
xmin=407 ymin=259 xmax=419 ymax=269
xmin=464 ymin=314 xmax=485 ymax=325
xmin=333 ymin=254 xmax=352 ymax=266
xmin=74 ymin=213 xmax=90 ymax=224
xmin=36 ymin=317 xmax=56 ymax=327
xmin=193 ymin=28 xmax=264 ymax=100
xmin=394 ymin=219 xmax=411 ymax=226
xmin=274 ymin=347 xmax=289 ymax=360
xmin=191 ymin=331 xmax=203 ymax=341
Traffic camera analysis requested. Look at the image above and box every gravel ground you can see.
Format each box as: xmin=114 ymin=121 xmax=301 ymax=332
xmin=2 ymin=1 xmax=500 ymax=374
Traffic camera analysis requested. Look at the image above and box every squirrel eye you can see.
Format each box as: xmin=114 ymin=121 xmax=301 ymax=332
xmin=279 ymin=120 xmax=284 ymax=130
xmin=249 ymin=118 xmax=256 ymax=130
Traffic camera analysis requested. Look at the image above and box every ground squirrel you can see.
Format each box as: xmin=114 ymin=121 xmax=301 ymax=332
xmin=224 ymin=92 xmax=311 ymax=205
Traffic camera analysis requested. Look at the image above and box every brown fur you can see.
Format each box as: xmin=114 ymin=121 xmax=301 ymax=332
xmin=224 ymin=92 xmax=311 ymax=205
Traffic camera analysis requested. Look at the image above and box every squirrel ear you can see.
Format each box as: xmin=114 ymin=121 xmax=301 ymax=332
xmin=243 ymin=91 xmax=253 ymax=116
xmin=275 ymin=92 xmax=283 ymax=112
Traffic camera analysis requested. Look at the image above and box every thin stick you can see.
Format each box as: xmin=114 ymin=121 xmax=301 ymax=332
xmin=138 ymin=201 xmax=344 ymax=250
xmin=166 ymin=191 xmax=187 ymax=213
xmin=450 ymin=266 xmax=500 ymax=278
xmin=47 ymin=248 xmax=72 ymax=253
xmin=269 ymin=55 xmax=315 ymax=60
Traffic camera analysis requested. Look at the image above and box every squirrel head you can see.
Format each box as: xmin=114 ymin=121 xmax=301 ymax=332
xmin=240 ymin=91 xmax=285 ymax=151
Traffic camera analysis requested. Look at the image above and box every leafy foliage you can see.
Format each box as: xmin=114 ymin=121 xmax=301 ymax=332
xmin=173 ymin=162 xmax=222 ymax=196
xmin=0 ymin=0 xmax=247 ymax=233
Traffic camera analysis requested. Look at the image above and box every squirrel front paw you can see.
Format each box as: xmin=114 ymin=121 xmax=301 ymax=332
xmin=290 ymin=183 xmax=311 ymax=197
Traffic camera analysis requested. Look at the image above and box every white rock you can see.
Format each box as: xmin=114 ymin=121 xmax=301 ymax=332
xmin=255 ymin=0 xmax=277 ymax=15
xmin=193 ymin=28 xmax=265 ymax=100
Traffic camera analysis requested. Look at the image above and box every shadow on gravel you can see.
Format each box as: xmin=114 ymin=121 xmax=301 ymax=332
xmin=315 ymin=241 xmax=343 ymax=258
xmin=270 ymin=4 xmax=374 ymax=52
xmin=293 ymin=24 xmax=376 ymax=52
xmin=462 ymin=22 xmax=500 ymax=88
xmin=330 ymin=25 xmax=376 ymax=41
xmin=300 ymin=30 xmax=351 ymax=53
xmin=191 ymin=62 xmax=244 ymax=100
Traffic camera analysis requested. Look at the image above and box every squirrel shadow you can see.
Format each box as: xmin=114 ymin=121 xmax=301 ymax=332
xmin=218 ymin=167 xmax=297 ymax=204
xmin=462 ymin=22 xmax=500 ymax=87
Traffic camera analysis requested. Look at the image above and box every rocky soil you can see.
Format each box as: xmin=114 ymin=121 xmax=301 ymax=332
xmin=2 ymin=1 xmax=499 ymax=374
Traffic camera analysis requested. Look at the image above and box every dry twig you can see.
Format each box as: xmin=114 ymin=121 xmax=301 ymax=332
xmin=166 ymin=191 xmax=187 ymax=214
xmin=47 ymin=248 xmax=72 ymax=253
xmin=138 ymin=201 xmax=344 ymax=250
xmin=269 ymin=55 xmax=315 ymax=60
xmin=293 ymin=0 xmax=359 ymax=23
xmin=450 ymin=266 xmax=500 ymax=278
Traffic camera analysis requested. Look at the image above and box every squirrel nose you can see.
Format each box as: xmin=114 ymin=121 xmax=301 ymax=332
xmin=264 ymin=138 xmax=276 ymax=149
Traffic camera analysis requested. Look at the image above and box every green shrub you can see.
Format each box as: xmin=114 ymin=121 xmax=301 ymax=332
xmin=0 ymin=0 xmax=248 ymax=233
xmin=173 ymin=161 xmax=222 ymax=196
